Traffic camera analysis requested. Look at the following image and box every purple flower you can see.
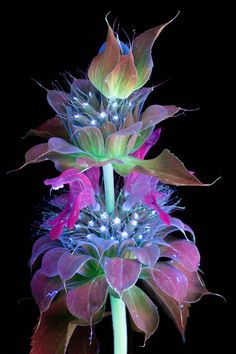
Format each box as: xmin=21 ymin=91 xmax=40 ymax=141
xmin=31 ymin=168 xmax=210 ymax=345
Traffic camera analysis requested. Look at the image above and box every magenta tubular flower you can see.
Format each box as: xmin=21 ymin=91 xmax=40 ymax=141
xmin=43 ymin=168 xmax=100 ymax=240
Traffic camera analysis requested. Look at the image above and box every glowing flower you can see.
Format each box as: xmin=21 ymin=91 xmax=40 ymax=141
xmin=19 ymin=18 xmax=208 ymax=188
xmin=30 ymin=174 xmax=208 ymax=351
xmin=44 ymin=168 xmax=100 ymax=240
xmin=87 ymin=16 xmax=178 ymax=99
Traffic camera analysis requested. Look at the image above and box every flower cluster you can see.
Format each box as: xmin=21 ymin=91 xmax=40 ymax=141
xmin=25 ymin=17 xmax=215 ymax=354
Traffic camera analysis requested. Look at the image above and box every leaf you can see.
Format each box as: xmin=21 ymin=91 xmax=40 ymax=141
xmin=31 ymin=295 xmax=98 ymax=354
xmin=142 ymin=277 xmax=190 ymax=338
xmin=151 ymin=263 xmax=188 ymax=301
xmin=30 ymin=236 xmax=60 ymax=268
xmin=173 ymin=262 xmax=210 ymax=302
xmin=99 ymin=121 xmax=117 ymax=140
xmin=21 ymin=138 xmax=88 ymax=172
xmin=141 ymin=105 xmax=180 ymax=129
xmin=105 ymin=50 xmax=138 ymax=99
xmin=128 ymin=244 xmax=160 ymax=267
xmin=31 ymin=270 xmax=64 ymax=312
xmin=47 ymin=90 xmax=69 ymax=116
xmin=104 ymin=257 xmax=141 ymax=296
xmin=105 ymin=122 xmax=142 ymax=157
xmin=75 ymin=127 xmax=105 ymax=157
xmin=114 ymin=149 xmax=207 ymax=186
xmin=24 ymin=117 xmax=69 ymax=140
xmin=88 ymin=24 xmax=120 ymax=98
xmin=160 ymin=240 xmax=200 ymax=272
xmin=41 ymin=248 xmax=65 ymax=277
xmin=123 ymin=285 xmax=159 ymax=344
xmin=57 ymin=252 xmax=94 ymax=281
xmin=133 ymin=15 xmax=178 ymax=90
xmin=66 ymin=276 xmax=108 ymax=323
xmin=67 ymin=326 xmax=100 ymax=354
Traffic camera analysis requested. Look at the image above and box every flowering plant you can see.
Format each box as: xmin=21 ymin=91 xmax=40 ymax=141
xmin=20 ymin=16 xmax=219 ymax=354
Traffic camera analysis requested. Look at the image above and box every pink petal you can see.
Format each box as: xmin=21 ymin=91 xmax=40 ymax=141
xmin=144 ymin=191 xmax=171 ymax=225
xmin=132 ymin=128 xmax=161 ymax=160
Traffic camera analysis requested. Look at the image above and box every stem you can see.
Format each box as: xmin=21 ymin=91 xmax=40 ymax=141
xmin=110 ymin=295 xmax=128 ymax=354
xmin=102 ymin=163 xmax=127 ymax=354
xmin=102 ymin=163 xmax=115 ymax=214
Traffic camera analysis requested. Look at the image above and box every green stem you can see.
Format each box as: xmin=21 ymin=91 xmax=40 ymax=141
xmin=102 ymin=163 xmax=127 ymax=354
xmin=102 ymin=163 xmax=115 ymax=214
xmin=110 ymin=295 xmax=128 ymax=354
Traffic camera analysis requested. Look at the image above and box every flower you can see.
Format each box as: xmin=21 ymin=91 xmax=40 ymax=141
xmin=44 ymin=167 xmax=100 ymax=240
xmin=87 ymin=15 xmax=179 ymax=99
xmin=22 ymin=100 xmax=206 ymax=187
xmin=18 ymin=17 xmax=208 ymax=188
xmin=31 ymin=171 xmax=208 ymax=348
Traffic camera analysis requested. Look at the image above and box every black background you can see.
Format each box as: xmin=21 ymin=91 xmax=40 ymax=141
xmin=2 ymin=1 xmax=233 ymax=353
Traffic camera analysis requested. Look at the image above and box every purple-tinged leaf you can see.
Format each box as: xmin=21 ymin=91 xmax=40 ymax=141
xmin=24 ymin=117 xmax=69 ymax=141
xmin=123 ymin=285 xmax=159 ymax=344
xmin=31 ymin=295 xmax=77 ymax=354
xmin=152 ymin=263 xmax=188 ymax=301
xmin=128 ymin=245 xmax=160 ymax=267
xmin=31 ymin=270 xmax=63 ymax=312
xmin=100 ymin=121 xmax=117 ymax=139
xmin=161 ymin=240 xmax=200 ymax=272
xmin=155 ymin=217 xmax=195 ymax=241
xmin=119 ymin=239 xmax=136 ymax=256
xmin=88 ymin=235 xmax=118 ymax=258
xmin=30 ymin=236 xmax=59 ymax=267
xmin=141 ymin=105 xmax=180 ymax=129
xmin=41 ymin=248 xmax=65 ymax=277
xmin=47 ymin=90 xmax=69 ymax=116
xmin=66 ymin=276 xmax=108 ymax=323
xmin=173 ymin=262 xmax=209 ymax=302
xmin=142 ymin=277 xmax=190 ymax=338
xmin=66 ymin=326 xmax=100 ymax=354
xmin=57 ymin=252 xmax=94 ymax=281
xmin=104 ymin=257 xmax=141 ymax=296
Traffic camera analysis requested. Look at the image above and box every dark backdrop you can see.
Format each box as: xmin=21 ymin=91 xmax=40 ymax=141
xmin=2 ymin=1 xmax=232 ymax=353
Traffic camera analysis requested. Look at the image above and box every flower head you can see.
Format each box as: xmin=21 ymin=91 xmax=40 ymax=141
xmin=31 ymin=167 xmax=210 ymax=347
xmin=88 ymin=16 xmax=178 ymax=99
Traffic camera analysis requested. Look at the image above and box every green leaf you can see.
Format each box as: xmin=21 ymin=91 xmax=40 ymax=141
xmin=75 ymin=127 xmax=105 ymax=157
xmin=113 ymin=149 xmax=207 ymax=186
xmin=133 ymin=15 xmax=179 ymax=90
xmin=122 ymin=285 xmax=159 ymax=344
xmin=88 ymin=24 xmax=120 ymax=98
xmin=105 ymin=122 xmax=142 ymax=158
